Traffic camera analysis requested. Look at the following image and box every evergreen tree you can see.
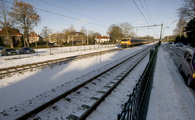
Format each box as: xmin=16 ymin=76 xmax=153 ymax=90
xmin=185 ymin=18 xmax=195 ymax=45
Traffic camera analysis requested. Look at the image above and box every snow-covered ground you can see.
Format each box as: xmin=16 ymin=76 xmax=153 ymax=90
xmin=0 ymin=44 xmax=116 ymax=69
xmin=0 ymin=42 xmax=195 ymax=120
xmin=147 ymin=43 xmax=195 ymax=120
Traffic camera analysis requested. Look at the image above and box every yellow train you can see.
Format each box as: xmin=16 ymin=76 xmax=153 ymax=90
xmin=120 ymin=37 xmax=153 ymax=48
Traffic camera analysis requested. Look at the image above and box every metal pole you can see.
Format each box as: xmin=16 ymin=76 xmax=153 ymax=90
xmin=87 ymin=29 xmax=88 ymax=44
xmin=160 ymin=23 xmax=163 ymax=41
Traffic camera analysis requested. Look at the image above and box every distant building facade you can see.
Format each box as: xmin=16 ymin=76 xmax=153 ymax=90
xmin=67 ymin=32 xmax=86 ymax=44
xmin=163 ymin=35 xmax=177 ymax=41
xmin=95 ymin=36 xmax=110 ymax=43
xmin=0 ymin=27 xmax=22 ymax=46
xmin=28 ymin=32 xmax=43 ymax=43
xmin=49 ymin=33 xmax=66 ymax=43
xmin=49 ymin=32 xmax=86 ymax=44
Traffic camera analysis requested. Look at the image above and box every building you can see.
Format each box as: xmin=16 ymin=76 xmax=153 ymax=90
xmin=28 ymin=32 xmax=43 ymax=43
xmin=95 ymin=36 xmax=110 ymax=43
xmin=163 ymin=35 xmax=177 ymax=41
xmin=49 ymin=33 xmax=66 ymax=43
xmin=49 ymin=32 xmax=86 ymax=44
xmin=67 ymin=32 xmax=86 ymax=44
xmin=0 ymin=27 xmax=22 ymax=46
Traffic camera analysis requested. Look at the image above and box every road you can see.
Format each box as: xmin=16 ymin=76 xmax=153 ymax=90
xmin=163 ymin=43 xmax=195 ymax=119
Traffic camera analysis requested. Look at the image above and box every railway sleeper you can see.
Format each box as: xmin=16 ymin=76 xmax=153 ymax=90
xmin=67 ymin=114 xmax=78 ymax=120
xmin=90 ymin=97 xmax=99 ymax=100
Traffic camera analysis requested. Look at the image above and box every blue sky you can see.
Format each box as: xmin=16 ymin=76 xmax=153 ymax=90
xmin=6 ymin=0 xmax=183 ymax=39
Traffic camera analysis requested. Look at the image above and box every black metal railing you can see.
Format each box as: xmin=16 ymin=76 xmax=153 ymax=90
xmin=117 ymin=42 xmax=160 ymax=120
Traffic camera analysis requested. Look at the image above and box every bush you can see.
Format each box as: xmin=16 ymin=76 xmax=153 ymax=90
xmin=18 ymin=42 xmax=23 ymax=47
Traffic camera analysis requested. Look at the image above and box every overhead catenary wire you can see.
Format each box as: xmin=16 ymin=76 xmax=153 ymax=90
xmin=39 ymin=0 xmax=111 ymax=24
xmin=0 ymin=0 xmax=108 ymax=28
xmin=132 ymin=0 xmax=150 ymax=25
xmin=1 ymin=0 xmax=160 ymax=38
xmin=132 ymin=0 xmax=157 ymax=34
xmin=138 ymin=0 xmax=153 ymax=24
xmin=144 ymin=0 xmax=155 ymax=23
xmin=143 ymin=0 xmax=157 ymax=32
xmin=62 ymin=0 xmax=117 ymax=23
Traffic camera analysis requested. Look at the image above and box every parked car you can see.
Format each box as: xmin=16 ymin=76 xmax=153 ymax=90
xmin=18 ymin=47 xmax=35 ymax=54
xmin=179 ymin=48 xmax=195 ymax=87
xmin=0 ymin=46 xmax=5 ymax=54
xmin=1 ymin=48 xmax=17 ymax=56
xmin=175 ymin=42 xmax=183 ymax=47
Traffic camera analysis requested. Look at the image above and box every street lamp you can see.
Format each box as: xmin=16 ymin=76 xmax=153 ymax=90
xmin=162 ymin=26 xmax=169 ymax=41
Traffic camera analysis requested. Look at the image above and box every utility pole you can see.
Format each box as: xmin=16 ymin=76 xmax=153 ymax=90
xmin=125 ymin=27 xmax=130 ymax=37
xmin=87 ymin=30 xmax=88 ymax=44
xmin=160 ymin=23 xmax=163 ymax=41
xmin=125 ymin=27 xmax=127 ymax=37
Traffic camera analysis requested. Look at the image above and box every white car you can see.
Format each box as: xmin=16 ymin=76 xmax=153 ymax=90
xmin=175 ymin=42 xmax=183 ymax=47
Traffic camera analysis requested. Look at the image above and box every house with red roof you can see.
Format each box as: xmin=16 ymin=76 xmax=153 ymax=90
xmin=95 ymin=36 xmax=110 ymax=43
xmin=28 ymin=32 xmax=43 ymax=43
xmin=0 ymin=27 xmax=22 ymax=46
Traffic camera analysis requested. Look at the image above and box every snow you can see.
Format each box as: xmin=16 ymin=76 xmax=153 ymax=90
xmin=0 ymin=45 xmax=116 ymax=68
xmin=0 ymin=43 xmax=194 ymax=120
xmin=147 ymin=43 xmax=195 ymax=120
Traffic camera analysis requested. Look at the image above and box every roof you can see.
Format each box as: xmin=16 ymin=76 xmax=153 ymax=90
xmin=29 ymin=32 xmax=39 ymax=37
xmin=0 ymin=27 xmax=22 ymax=36
xmin=96 ymin=36 xmax=109 ymax=39
xmin=69 ymin=32 xmax=84 ymax=35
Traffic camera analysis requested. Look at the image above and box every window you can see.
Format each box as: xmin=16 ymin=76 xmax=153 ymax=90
xmin=121 ymin=39 xmax=129 ymax=41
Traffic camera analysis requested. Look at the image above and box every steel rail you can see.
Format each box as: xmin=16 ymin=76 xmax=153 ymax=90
xmin=78 ymin=45 xmax=151 ymax=120
xmin=15 ymin=46 xmax=153 ymax=120
xmin=0 ymin=48 xmax=121 ymax=78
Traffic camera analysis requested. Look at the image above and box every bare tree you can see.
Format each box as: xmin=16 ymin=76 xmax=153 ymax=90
xmin=130 ymin=31 xmax=136 ymax=38
xmin=173 ymin=18 xmax=186 ymax=36
xmin=80 ymin=26 xmax=87 ymax=44
xmin=178 ymin=0 xmax=195 ymax=19
xmin=119 ymin=22 xmax=133 ymax=37
xmin=68 ymin=24 xmax=76 ymax=33
xmin=8 ymin=0 xmax=41 ymax=47
xmin=0 ymin=1 xmax=13 ymax=48
xmin=61 ymin=29 xmax=66 ymax=33
xmin=173 ymin=27 xmax=180 ymax=35
xmin=40 ymin=26 xmax=52 ymax=47
xmin=87 ymin=31 xmax=101 ymax=44
xmin=80 ymin=26 xmax=87 ymax=35
xmin=108 ymin=24 xmax=123 ymax=43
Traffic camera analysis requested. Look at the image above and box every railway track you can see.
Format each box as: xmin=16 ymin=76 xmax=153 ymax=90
xmin=6 ymin=45 xmax=154 ymax=120
xmin=0 ymin=48 xmax=122 ymax=79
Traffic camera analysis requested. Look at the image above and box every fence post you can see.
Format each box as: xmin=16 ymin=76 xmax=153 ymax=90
xmin=149 ymin=49 xmax=154 ymax=60
xmin=50 ymin=47 xmax=51 ymax=55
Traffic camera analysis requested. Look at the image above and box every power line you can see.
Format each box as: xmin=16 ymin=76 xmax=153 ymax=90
xmin=0 ymin=0 xmax=108 ymax=28
xmin=39 ymin=0 xmax=111 ymax=24
xmin=62 ymin=0 xmax=117 ymax=23
xmin=35 ymin=8 xmax=108 ymax=28
xmin=132 ymin=0 xmax=150 ymax=25
xmin=132 ymin=0 xmax=157 ymax=34
xmin=143 ymin=0 xmax=155 ymax=23
xmin=138 ymin=0 xmax=153 ymax=24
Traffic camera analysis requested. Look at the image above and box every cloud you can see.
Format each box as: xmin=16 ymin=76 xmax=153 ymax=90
xmin=77 ymin=19 xmax=88 ymax=24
